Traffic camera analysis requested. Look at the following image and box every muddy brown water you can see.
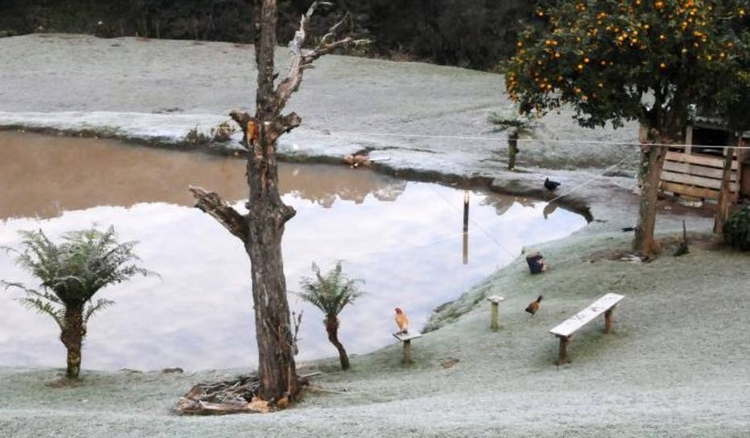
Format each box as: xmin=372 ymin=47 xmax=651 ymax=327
xmin=0 ymin=131 xmax=587 ymax=371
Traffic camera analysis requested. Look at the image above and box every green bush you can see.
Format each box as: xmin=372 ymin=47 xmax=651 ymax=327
xmin=724 ymin=205 xmax=750 ymax=251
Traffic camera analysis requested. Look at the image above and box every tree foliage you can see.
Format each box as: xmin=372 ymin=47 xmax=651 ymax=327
xmin=297 ymin=261 xmax=364 ymax=320
xmin=505 ymin=0 xmax=750 ymax=137
xmin=0 ymin=0 xmax=533 ymax=70
xmin=505 ymin=0 xmax=750 ymax=255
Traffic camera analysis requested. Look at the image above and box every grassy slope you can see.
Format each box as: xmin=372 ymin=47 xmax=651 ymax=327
xmin=2 ymin=232 xmax=748 ymax=437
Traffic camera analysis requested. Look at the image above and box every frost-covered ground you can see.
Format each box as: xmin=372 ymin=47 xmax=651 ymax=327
xmin=0 ymin=34 xmax=748 ymax=437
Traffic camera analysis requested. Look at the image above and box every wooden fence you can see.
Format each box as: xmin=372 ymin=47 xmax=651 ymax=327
xmin=660 ymin=150 xmax=739 ymax=201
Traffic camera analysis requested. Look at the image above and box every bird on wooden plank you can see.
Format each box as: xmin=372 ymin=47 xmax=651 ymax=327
xmin=525 ymin=295 xmax=543 ymax=315
xmin=544 ymin=178 xmax=561 ymax=191
xmin=394 ymin=307 xmax=409 ymax=334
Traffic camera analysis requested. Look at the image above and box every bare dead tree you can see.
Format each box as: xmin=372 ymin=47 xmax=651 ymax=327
xmin=189 ymin=1 xmax=367 ymax=403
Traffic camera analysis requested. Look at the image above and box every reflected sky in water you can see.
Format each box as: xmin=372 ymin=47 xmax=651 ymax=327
xmin=0 ymin=132 xmax=587 ymax=371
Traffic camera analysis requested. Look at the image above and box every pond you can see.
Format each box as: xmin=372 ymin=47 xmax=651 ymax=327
xmin=0 ymin=131 xmax=588 ymax=371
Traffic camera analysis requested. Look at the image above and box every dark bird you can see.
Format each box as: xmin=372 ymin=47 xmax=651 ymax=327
xmin=525 ymin=295 xmax=543 ymax=315
xmin=621 ymin=226 xmax=637 ymax=232
xmin=544 ymin=178 xmax=561 ymax=191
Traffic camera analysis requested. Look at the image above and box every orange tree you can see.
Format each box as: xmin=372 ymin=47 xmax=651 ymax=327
xmin=505 ymin=0 xmax=750 ymax=255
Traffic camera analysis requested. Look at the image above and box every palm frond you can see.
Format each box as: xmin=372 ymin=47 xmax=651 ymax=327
xmin=2 ymin=281 xmax=63 ymax=305
xmin=295 ymin=261 xmax=364 ymax=319
xmin=84 ymin=298 xmax=115 ymax=322
xmin=15 ymin=297 xmax=64 ymax=329
xmin=2 ymin=224 xmax=156 ymax=323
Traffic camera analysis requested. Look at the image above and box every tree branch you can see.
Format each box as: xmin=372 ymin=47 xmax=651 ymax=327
xmin=274 ymin=3 xmax=369 ymax=114
xmin=188 ymin=186 xmax=248 ymax=242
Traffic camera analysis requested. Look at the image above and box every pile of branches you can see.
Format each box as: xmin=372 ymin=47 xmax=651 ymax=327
xmin=175 ymin=373 xmax=309 ymax=415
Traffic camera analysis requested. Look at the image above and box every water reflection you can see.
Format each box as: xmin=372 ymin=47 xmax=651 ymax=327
xmin=0 ymin=131 xmax=406 ymax=219
xmin=0 ymin=132 xmax=587 ymax=371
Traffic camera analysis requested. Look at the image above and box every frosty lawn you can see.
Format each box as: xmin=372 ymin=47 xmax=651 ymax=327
xmin=0 ymin=34 xmax=748 ymax=437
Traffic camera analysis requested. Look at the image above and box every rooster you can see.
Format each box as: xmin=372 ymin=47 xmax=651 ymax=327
xmin=525 ymin=295 xmax=543 ymax=315
xmin=394 ymin=307 xmax=409 ymax=334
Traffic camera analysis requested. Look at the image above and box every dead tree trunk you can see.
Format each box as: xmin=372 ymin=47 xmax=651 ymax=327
xmin=190 ymin=1 xmax=367 ymax=403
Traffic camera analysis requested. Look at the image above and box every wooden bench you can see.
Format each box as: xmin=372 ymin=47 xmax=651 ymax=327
xmin=549 ymin=293 xmax=624 ymax=365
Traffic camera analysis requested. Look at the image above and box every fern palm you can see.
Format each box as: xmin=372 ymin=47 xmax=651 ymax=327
xmin=488 ymin=105 xmax=536 ymax=170
xmin=1 ymin=226 xmax=154 ymax=379
xmin=296 ymin=262 xmax=364 ymax=370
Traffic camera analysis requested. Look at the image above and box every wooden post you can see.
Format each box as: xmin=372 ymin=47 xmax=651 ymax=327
xmin=490 ymin=303 xmax=499 ymax=329
xmin=556 ymin=335 xmax=570 ymax=365
xmin=604 ymin=306 xmax=616 ymax=334
xmin=684 ymin=124 xmax=693 ymax=155
xmin=403 ymin=339 xmax=413 ymax=364
xmin=486 ymin=296 xmax=506 ymax=330
xmin=393 ymin=332 xmax=422 ymax=365
xmin=462 ymin=231 xmax=469 ymax=265
xmin=463 ymin=191 xmax=469 ymax=232
xmin=714 ymin=141 xmax=739 ymax=234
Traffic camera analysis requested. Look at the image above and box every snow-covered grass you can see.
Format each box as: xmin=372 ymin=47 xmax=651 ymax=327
xmin=0 ymin=34 xmax=748 ymax=437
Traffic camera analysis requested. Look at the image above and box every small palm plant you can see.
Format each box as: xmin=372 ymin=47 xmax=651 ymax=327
xmin=296 ymin=262 xmax=364 ymax=370
xmin=1 ymin=226 xmax=154 ymax=379
xmin=488 ymin=105 xmax=536 ymax=170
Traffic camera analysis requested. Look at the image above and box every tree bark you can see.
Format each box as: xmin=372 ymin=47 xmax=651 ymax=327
xmin=633 ymin=142 xmax=668 ymax=257
xmin=60 ymin=304 xmax=85 ymax=379
xmin=325 ymin=318 xmax=350 ymax=370
xmin=243 ymin=0 xmax=299 ymax=402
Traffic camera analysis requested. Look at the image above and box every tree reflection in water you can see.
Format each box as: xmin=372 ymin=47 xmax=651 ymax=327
xmin=0 ymin=132 xmax=586 ymax=371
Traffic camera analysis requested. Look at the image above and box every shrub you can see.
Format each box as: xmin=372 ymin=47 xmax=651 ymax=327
xmin=724 ymin=205 xmax=750 ymax=251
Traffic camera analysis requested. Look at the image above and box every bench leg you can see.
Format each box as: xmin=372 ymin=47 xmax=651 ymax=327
xmin=555 ymin=335 xmax=570 ymax=365
xmin=403 ymin=339 xmax=413 ymax=364
xmin=604 ymin=306 xmax=616 ymax=334
xmin=490 ymin=302 xmax=499 ymax=330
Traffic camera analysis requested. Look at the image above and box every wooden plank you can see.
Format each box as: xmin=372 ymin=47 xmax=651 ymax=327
xmin=665 ymin=151 xmax=738 ymax=169
xmin=663 ymin=161 xmax=738 ymax=181
xmin=549 ymin=293 xmax=625 ymax=338
xmin=660 ymin=181 xmax=728 ymax=200
xmin=661 ymin=170 xmax=725 ymax=190
xmin=393 ymin=331 xmax=422 ymax=342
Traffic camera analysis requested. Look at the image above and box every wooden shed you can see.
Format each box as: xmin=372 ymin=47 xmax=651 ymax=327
xmin=652 ymin=113 xmax=749 ymax=206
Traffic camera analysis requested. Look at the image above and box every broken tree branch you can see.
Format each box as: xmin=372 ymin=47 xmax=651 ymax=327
xmin=275 ymin=2 xmax=369 ymax=115
xmin=188 ymin=186 xmax=248 ymax=242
